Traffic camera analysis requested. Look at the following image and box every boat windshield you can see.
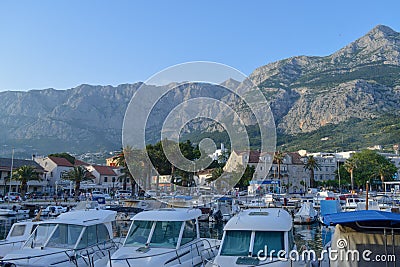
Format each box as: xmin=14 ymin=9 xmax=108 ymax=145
xmin=252 ymin=231 xmax=284 ymax=257
xmin=24 ymin=223 xmax=57 ymax=248
xmin=46 ymin=224 xmax=84 ymax=249
xmin=149 ymin=221 xmax=182 ymax=248
xmin=124 ymin=220 xmax=153 ymax=246
xmin=125 ymin=220 xmax=183 ymax=248
xmin=220 ymin=230 xmax=251 ymax=256
xmin=220 ymin=230 xmax=285 ymax=257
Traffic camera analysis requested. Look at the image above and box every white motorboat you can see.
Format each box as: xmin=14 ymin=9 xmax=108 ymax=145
xmin=0 ymin=204 xmax=29 ymax=216
xmin=1 ymin=209 xmax=119 ymax=266
xmin=0 ymin=208 xmax=17 ymax=216
xmin=313 ymin=191 xmax=336 ymax=208
xmin=106 ymin=208 xmax=220 ymax=267
xmin=206 ymin=208 xmax=310 ymax=267
xmin=342 ymin=197 xmax=364 ymax=211
xmin=0 ymin=220 xmax=42 ymax=258
xmin=34 ymin=205 xmax=68 ymax=216
xmin=294 ymin=202 xmax=318 ymax=224
xmin=355 ymin=199 xmax=380 ymax=211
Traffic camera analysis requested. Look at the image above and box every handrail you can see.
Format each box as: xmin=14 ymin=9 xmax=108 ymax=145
xmin=108 ymin=238 xmax=220 ymax=264
xmin=0 ymin=239 xmax=120 ymax=264
xmin=0 ymin=239 xmax=25 ymax=246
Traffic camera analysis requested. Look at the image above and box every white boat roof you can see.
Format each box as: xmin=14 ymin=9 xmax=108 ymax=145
xmin=224 ymin=208 xmax=292 ymax=232
xmin=132 ymin=208 xmax=201 ymax=221
xmin=43 ymin=210 xmax=116 ymax=226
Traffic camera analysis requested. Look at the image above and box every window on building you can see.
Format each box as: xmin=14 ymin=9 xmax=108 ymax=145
xmin=104 ymin=177 xmax=108 ymax=182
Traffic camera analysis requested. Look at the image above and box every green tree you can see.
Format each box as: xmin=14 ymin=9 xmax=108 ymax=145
xmin=304 ymin=155 xmax=321 ymax=188
xmin=62 ymin=166 xmax=91 ymax=199
xmin=350 ymin=150 xmax=397 ymax=189
xmin=13 ymin=165 xmax=41 ymax=197
xmin=235 ymin=165 xmax=255 ymax=189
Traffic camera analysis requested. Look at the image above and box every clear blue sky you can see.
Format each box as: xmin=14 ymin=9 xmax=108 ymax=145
xmin=0 ymin=0 xmax=399 ymax=91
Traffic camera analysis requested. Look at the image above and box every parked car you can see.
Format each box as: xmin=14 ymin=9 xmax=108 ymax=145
xmin=4 ymin=192 xmax=21 ymax=202
xmin=115 ymin=190 xmax=131 ymax=199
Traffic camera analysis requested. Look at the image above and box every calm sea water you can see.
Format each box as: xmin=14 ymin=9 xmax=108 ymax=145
xmin=1 ymin=214 xmax=324 ymax=256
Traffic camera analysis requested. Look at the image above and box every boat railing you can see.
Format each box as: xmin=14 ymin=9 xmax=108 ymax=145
xmin=0 ymin=239 xmax=25 ymax=247
xmin=107 ymin=237 xmax=220 ymax=267
xmin=0 ymin=238 xmax=121 ymax=266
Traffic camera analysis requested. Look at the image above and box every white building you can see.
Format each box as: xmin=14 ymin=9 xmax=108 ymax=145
xmin=85 ymin=165 xmax=122 ymax=192
xmin=306 ymin=151 xmax=355 ymax=182
xmin=35 ymin=156 xmax=75 ymax=193
xmin=34 ymin=156 xmax=91 ymax=194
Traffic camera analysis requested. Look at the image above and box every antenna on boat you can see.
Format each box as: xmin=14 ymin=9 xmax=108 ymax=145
xmin=33 ymin=209 xmax=42 ymax=222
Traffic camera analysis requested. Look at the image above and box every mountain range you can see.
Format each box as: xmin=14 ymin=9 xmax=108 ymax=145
xmin=1 ymin=24 xmax=399 ymax=157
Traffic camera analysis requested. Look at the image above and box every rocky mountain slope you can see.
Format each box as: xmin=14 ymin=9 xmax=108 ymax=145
xmin=1 ymin=25 xmax=399 ymax=155
xmin=250 ymin=25 xmax=400 ymax=134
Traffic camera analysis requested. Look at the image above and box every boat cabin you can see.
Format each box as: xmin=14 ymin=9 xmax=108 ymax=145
xmin=0 ymin=221 xmax=41 ymax=258
xmin=211 ymin=208 xmax=299 ymax=266
xmin=1 ymin=210 xmax=117 ymax=266
xmin=123 ymin=208 xmax=200 ymax=249
xmin=109 ymin=208 xmax=219 ymax=267
xmin=25 ymin=210 xmax=115 ymax=249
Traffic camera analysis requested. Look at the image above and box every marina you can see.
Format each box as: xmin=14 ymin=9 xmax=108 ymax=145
xmin=3 ymin=188 xmax=400 ymax=266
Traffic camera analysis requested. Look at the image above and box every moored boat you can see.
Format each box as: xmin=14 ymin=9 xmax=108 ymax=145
xmin=34 ymin=205 xmax=68 ymax=217
xmin=320 ymin=210 xmax=400 ymax=267
xmin=106 ymin=208 xmax=220 ymax=267
xmin=206 ymin=208 xmax=311 ymax=266
xmin=0 ymin=220 xmax=42 ymax=258
xmin=0 ymin=204 xmax=29 ymax=216
xmin=0 ymin=209 xmax=119 ymax=266
xmin=294 ymin=202 xmax=318 ymax=224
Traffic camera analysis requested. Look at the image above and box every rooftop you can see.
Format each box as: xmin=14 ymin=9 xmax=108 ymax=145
xmin=0 ymin=158 xmax=44 ymax=171
xmin=92 ymin=165 xmax=117 ymax=176
xmin=48 ymin=156 xmax=74 ymax=167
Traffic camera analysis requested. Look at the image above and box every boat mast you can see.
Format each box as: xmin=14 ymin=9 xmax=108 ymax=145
xmin=8 ymin=148 xmax=14 ymax=202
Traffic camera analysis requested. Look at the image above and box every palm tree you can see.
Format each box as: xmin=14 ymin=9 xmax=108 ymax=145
xmin=274 ymin=151 xmax=284 ymax=179
xmin=304 ymin=155 xmax=321 ymax=188
xmin=344 ymin=157 xmax=357 ymax=191
xmin=115 ymin=146 xmax=141 ymax=197
xmin=13 ymin=165 xmax=41 ymax=197
xmin=62 ymin=166 xmax=91 ymax=199
xmin=375 ymin=163 xmax=392 ymax=189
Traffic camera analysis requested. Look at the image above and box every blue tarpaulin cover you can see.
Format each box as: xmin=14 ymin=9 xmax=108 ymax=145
xmin=320 ymin=200 xmax=341 ymax=216
xmin=323 ymin=210 xmax=400 ymax=226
